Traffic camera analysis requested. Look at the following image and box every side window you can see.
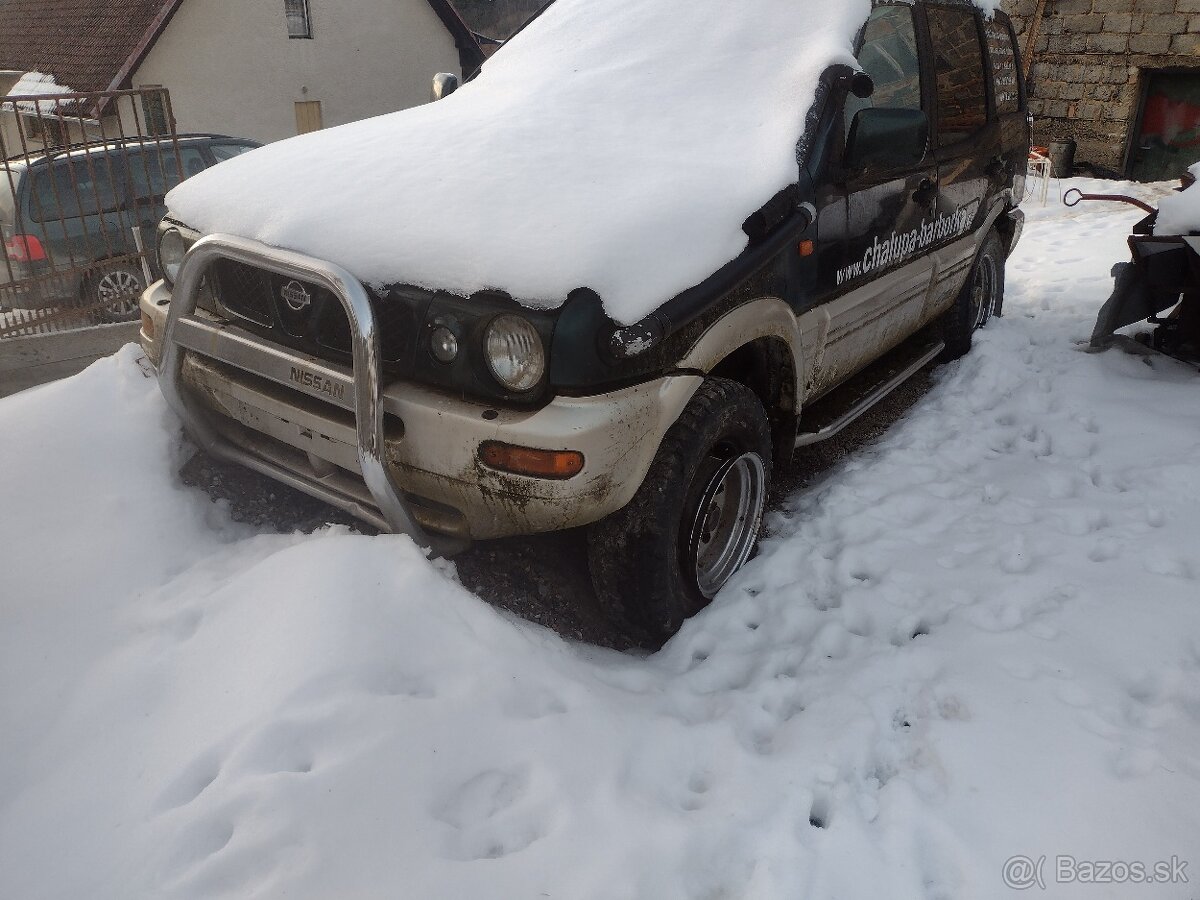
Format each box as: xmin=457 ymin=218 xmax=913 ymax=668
xmin=926 ymin=6 xmax=988 ymax=145
xmin=984 ymin=19 xmax=1020 ymax=114
xmin=30 ymin=156 xmax=122 ymax=222
xmin=846 ymin=5 xmax=924 ymax=140
xmin=210 ymin=143 xmax=254 ymax=163
xmin=126 ymin=147 xmax=207 ymax=202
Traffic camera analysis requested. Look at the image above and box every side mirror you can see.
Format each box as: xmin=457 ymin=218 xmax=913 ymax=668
xmin=845 ymin=107 xmax=929 ymax=174
xmin=431 ymin=72 xmax=460 ymax=102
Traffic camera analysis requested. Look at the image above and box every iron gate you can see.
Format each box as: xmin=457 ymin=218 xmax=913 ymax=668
xmin=0 ymin=87 xmax=183 ymax=338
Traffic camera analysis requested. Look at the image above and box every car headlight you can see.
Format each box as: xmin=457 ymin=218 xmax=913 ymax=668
xmin=157 ymin=227 xmax=187 ymax=285
xmin=485 ymin=314 xmax=545 ymax=392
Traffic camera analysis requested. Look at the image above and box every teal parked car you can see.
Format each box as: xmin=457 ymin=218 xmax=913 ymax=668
xmin=0 ymin=134 xmax=259 ymax=322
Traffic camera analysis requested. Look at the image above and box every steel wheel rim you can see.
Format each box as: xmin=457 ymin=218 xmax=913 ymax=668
xmin=971 ymin=253 xmax=997 ymax=330
xmin=97 ymin=269 xmax=142 ymax=314
xmin=691 ymin=451 xmax=767 ymax=599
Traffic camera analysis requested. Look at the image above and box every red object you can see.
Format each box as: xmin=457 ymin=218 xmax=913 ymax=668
xmin=479 ymin=441 xmax=585 ymax=480
xmin=5 ymin=234 xmax=47 ymax=262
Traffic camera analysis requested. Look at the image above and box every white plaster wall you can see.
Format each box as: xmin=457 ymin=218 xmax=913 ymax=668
xmin=134 ymin=0 xmax=463 ymax=143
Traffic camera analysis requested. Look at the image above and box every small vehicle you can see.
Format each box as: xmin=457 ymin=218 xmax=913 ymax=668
xmin=141 ymin=0 xmax=1028 ymax=644
xmin=1074 ymin=172 xmax=1200 ymax=364
xmin=1 ymin=134 xmax=259 ymax=321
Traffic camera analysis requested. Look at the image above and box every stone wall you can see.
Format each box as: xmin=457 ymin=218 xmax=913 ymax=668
xmin=1003 ymin=0 xmax=1200 ymax=171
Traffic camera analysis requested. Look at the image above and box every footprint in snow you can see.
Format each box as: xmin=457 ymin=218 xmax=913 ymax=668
xmin=156 ymin=749 xmax=223 ymax=812
xmin=433 ymin=767 xmax=551 ymax=860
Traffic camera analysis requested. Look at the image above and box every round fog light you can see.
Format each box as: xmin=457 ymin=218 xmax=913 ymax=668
xmin=430 ymin=325 xmax=459 ymax=363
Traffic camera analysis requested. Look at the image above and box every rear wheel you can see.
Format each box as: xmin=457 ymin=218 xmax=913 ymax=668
xmin=941 ymin=228 xmax=1005 ymax=361
xmin=587 ymin=378 xmax=772 ymax=646
xmin=87 ymin=263 xmax=145 ymax=323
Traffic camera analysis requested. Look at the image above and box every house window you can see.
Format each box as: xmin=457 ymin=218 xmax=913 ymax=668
xmin=285 ymin=0 xmax=312 ymax=38
xmin=140 ymin=88 xmax=171 ymax=136
xmin=295 ymin=100 xmax=323 ymax=134
xmin=25 ymin=114 xmax=69 ymax=149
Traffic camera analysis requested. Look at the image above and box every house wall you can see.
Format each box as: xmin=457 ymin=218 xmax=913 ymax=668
xmin=1003 ymin=0 xmax=1200 ymax=173
xmin=134 ymin=0 xmax=463 ymax=144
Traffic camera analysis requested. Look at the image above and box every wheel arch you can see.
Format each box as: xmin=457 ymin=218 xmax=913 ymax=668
xmin=675 ymin=297 xmax=802 ymax=462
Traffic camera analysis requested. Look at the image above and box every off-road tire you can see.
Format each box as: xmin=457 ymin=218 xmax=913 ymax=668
xmin=940 ymin=228 xmax=1006 ymax=361
xmin=587 ymin=377 xmax=773 ymax=647
xmin=87 ymin=263 xmax=145 ymax=324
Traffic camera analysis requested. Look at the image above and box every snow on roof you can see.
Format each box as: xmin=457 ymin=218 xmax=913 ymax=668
xmin=168 ymin=0 xmax=992 ymax=325
xmin=6 ymin=71 xmax=77 ymax=114
xmin=1154 ymin=163 xmax=1200 ymax=237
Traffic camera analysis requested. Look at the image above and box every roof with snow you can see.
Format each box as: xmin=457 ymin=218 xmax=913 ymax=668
xmin=0 ymin=0 xmax=484 ymax=94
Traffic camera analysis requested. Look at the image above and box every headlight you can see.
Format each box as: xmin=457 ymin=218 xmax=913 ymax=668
xmin=485 ymin=314 xmax=544 ymax=392
xmin=157 ymin=227 xmax=187 ymax=285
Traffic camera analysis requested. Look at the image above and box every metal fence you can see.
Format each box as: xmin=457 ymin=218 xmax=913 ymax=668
xmin=0 ymin=87 xmax=182 ymax=339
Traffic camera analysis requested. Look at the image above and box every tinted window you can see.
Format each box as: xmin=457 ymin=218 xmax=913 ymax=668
xmin=30 ymin=155 xmax=123 ymax=222
xmin=210 ymin=143 xmax=254 ymax=162
xmin=846 ymin=6 xmax=923 ymax=139
xmin=927 ymin=6 xmax=988 ymax=145
xmin=984 ymin=18 xmax=1020 ymax=114
xmin=126 ymin=146 xmax=207 ymax=202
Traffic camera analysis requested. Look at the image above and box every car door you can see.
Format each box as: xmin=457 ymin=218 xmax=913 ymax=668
xmin=922 ymin=3 xmax=995 ymax=322
xmin=802 ymin=3 xmax=937 ymax=402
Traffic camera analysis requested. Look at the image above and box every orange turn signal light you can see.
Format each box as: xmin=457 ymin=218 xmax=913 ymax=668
xmin=798 ymin=240 xmax=815 ymax=257
xmin=479 ymin=441 xmax=585 ymax=480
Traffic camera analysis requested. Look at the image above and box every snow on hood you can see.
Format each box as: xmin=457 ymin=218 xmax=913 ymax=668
xmin=168 ymin=0 xmax=881 ymax=325
xmin=168 ymin=0 xmax=1000 ymax=325
xmin=1154 ymin=162 xmax=1200 ymax=236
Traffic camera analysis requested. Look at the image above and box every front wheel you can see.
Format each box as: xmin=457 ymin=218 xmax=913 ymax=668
xmin=940 ymin=227 xmax=1006 ymax=361
xmin=86 ymin=263 xmax=145 ymax=323
xmin=587 ymin=377 xmax=773 ymax=646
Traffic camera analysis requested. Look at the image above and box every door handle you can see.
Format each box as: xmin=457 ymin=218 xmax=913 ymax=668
xmin=912 ymin=178 xmax=936 ymax=206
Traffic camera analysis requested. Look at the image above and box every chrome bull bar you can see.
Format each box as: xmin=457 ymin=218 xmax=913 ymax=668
xmin=158 ymin=233 xmax=433 ymax=549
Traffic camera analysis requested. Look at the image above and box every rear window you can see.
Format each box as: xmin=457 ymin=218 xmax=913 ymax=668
xmin=927 ymin=6 xmax=988 ymax=145
xmin=29 ymin=155 xmax=123 ymax=222
xmin=984 ymin=19 xmax=1021 ymax=114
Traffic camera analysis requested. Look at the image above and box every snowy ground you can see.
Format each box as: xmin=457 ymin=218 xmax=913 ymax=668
xmin=2 ymin=180 xmax=1199 ymax=899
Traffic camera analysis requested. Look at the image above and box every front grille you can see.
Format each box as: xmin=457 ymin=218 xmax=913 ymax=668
xmin=210 ymin=258 xmax=415 ymax=366
xmin=213 ymin=259 xmax=274 ymax=326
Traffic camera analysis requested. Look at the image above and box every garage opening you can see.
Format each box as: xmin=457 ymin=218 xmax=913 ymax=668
xmin=1128 ymin=70 xmax=1200 ymax=183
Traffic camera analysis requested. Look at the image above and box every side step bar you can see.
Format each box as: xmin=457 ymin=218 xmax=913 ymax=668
xmin=795 ymin=331 xmax=944 ymax=447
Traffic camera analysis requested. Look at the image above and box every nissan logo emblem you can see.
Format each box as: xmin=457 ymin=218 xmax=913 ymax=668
xmin=280 ymin=280 xmax=312 ymax=312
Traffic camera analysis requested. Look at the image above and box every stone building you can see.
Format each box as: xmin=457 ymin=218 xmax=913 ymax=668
xmin=1003 ymin=0 xmax=1200 ymax=180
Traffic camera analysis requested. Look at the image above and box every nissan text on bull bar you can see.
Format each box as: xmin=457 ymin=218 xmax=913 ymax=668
xmin=141 ymin=0 xmax=1028 ymax=645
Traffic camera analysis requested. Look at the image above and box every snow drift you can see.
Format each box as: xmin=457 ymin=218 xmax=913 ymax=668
xmin=3 ymin=179 xmax=1200 ymax=899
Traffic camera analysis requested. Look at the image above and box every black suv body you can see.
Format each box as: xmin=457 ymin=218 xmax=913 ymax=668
xmin=143 ymin=0 xmax=1029 ymax=643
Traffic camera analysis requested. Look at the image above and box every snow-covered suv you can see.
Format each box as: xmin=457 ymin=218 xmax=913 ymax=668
xmin=140 ymin=0 xmax=1027 ymax=643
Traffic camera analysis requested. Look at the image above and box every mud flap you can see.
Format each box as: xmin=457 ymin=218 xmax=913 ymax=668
xmin=1089 ymin=262 xmax=1174 ymax=348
